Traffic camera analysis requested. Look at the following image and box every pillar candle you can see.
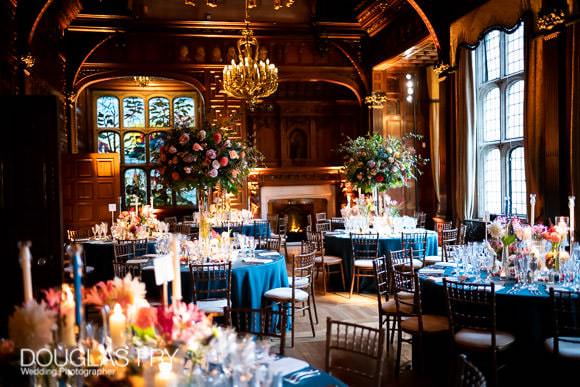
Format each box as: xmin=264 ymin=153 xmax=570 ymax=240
xmin=109 ymin=303 xmax=126 ymax=348
xmin=154 ymin=362 xmax=177 ymax=387
xmin=18 ymin=241 xmax=33 ymax=304
xmin=170 ymin=235 xmax=182 ymax=304
xmin=60 ymin=284 xmax=76 ymax=347
xmin=569 ymin=196 xmax=575 ymax=243
xmin=529 ymin=194 xmax=536 ymax=226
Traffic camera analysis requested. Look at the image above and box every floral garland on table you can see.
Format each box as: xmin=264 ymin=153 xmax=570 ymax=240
xmin=157 ymin=122 xmax=262 ymax=193
xmin=338 ymin=133 xmax=428 ymax=193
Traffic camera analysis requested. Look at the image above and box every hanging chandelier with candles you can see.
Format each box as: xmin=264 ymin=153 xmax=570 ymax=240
xmin=222 ymin=1 xmax=279 ymax=108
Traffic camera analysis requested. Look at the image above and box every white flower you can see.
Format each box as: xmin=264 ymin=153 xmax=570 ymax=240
xmin=9 ymin=300 xmax=56 ymax=350
xmin=487 ymin=221 xmax=506 ymax=239
xmin=212 ymin=160 xmax=221 ymax=169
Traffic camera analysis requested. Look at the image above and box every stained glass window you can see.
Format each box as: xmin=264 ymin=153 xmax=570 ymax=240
xmin=150 ymin=169 xmax=172 ymax=207
xmin=124 ymin=168 xmax=147 ymax=207
xmin=149 ymin=97 xmax=170 ymax=127
xmin=476 ymin=23 xmax=525 ymax=216
xmin=123 ymin=96 xmax=145 ymax=128
xmin=149 ymin=132 xmax=166 ymax=163
xmin=174 ymin=97 xmax=195 ymax=128
xmin=96 ymin=96 xmax=119 ymax=128
xmin=176 ymin=187 xmax=197 ymax=206
xmin=123 ymin=132 xmax=146 ymax=164
xmin=97 ymin=131 xmax=120 ymax=154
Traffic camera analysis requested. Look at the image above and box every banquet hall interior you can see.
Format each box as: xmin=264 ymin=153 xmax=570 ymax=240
xmin=2 ymin=0 xmax=580 ymax=386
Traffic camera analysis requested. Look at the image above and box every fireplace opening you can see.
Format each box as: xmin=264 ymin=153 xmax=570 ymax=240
xmin=269 ymin=198 xmax=328 ymax=242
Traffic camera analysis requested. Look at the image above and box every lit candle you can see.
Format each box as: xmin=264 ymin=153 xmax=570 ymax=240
xmin=154 ymin=362 xmax=177 ymax=387
xmin=18 ymin=241 xmax=33 ymax=304
xmin=60 ymin=284 xmax=76 ymax=347
xmin=170 ymin=235 xmax=182 ymax=304
xmin=530 ymin=194 xmax=536 ymax=226
xmin=109 ymin=303 xmax=126 ymax=348
xmin=569 ymin=196 xmax=575 ymax=244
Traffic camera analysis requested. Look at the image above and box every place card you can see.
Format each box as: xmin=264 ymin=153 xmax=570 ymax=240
xmin=269 ymin=357 xmax=309 ymax=376
xmin=154 ymin=254 xmax=174 ymax=285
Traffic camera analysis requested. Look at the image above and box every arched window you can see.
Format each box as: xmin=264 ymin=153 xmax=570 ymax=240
xmin=476 ymin=22 xmax=526 ymax=216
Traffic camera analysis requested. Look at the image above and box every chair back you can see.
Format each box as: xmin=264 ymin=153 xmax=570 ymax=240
xmin=316 ymin=220 xmax=331 ymax=233
xmin=260 ymin=236 xmax=281 ymax=252
xmin=372 ymin=256 xmax=390 ymax=309
xmin=388 ymin=249 xmax=414 ymax=271
xmin=457 ymin=224 xmax=467 ymax=245
xmin=437 ymin=221 xmax=454 ymax=245
xmin=305 ymin=231 xmax=321 ymax=253
xmin=415 ymin=211 xmax=427 ymax=228
xmin=133 ymin=238 xmax=148 ymax=256
xmin=164 ymin=216 xmax=177 ymax=224
xmin=252 ymin=219 xmax=270 ymax=238
xmin=325 ymin=318 xmax=385 ymax=386
xmin=182 ymin=215 xmax=193 ymax=222
xmin=444 ymin=279 xmax=496 ymax=336
xmin=112 ymin=241 xmax=140 ymax=278
xmin=291 ymin=249 xmax=316 ymax=290
xmin=189 ymin=262 xmax=232 ymax=305
xmin=391 ymin=264 xmax=420 ymax=316
xmin=455 ymin=354 xmax=487 ymax=387
xmin=277 ymin=215 xmax=288 ymax=237
xmin=549 ymin=288 xmax=580 ymax=353
xmin=67 ymin=228 xmax=91 ymax=242
xmin=350 ymin=233 xmax=380 ymax=261
xmin=267 ymin=214 xmax=279 ymax=234
xmin=224 ymin=305 xmax=287 ymax=355
xmin=442 ymin=228 xmax=459 ymax=246
xmin=401 ymin=232 xmax=427 ymax=263
xmin=301 ymin=240 xmax=317 ymax=255
xmin=174 ymin=223 xmax=192 ymax=235
xmin=330 ymin=217 xmax=345 ymax=231
xmin=315 ymin=212 xmax=327 ymax=222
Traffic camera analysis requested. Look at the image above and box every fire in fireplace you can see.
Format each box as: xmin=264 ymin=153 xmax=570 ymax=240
xmin=268 ymin=198 xmax=327 ymax=242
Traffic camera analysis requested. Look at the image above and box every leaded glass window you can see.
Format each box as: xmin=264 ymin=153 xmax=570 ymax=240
xmin=96 ymin=96 xmax=119 ymax=128
xmin=476 ymin=22 xmax=526 ymax=217
xmin=123 ymin=97 xmax=145 ymax=128
xmin=149 ymin=97 xmax=170 ymax=127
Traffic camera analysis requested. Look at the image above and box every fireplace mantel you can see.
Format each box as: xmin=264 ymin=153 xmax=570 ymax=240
xmin=260 ymin=185 xmax=336 ymax=219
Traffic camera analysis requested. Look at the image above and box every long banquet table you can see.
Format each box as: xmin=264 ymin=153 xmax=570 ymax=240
xmin=324 ymin=229 xmax=438 ymax=290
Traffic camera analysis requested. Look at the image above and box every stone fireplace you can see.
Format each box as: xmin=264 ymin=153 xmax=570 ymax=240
xmin=269 ymin=198 xmax=327 ymax=241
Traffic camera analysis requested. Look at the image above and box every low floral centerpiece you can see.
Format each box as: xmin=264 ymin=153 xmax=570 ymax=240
xmin=111 ymin=205 xmax=160 ymax=240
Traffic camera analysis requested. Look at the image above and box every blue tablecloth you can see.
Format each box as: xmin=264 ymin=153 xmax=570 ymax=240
xmin=82 ymin=239 xmax=156 ymax=282
xmin=324 ymin=229 xmax=438 ymax=289
xmin=142 ymin=250 xmax=288 ymax=311
xmin=283 ymin=365 xmax=347 ymax=387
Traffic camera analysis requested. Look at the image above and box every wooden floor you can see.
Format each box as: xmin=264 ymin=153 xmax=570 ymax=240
xmin=283 ymin=244 xmax=437 ymax=387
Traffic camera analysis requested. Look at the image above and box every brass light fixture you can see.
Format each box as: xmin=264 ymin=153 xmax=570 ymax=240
xmin=364 ymin=91 xmax=388 ymax=109
xmin=185 ymin=0 xmax=294 ymax=8
xmin=222 ymin=0 xmax=278 ymax=108
xmin=133 ymin=76 xmax=151 ymax=87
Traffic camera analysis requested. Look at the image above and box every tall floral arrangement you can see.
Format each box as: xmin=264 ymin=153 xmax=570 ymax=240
xmin=339 ymin=133 xmax=427 ymax=193
xmin=157 ymin=122 xmax=262 ymax=193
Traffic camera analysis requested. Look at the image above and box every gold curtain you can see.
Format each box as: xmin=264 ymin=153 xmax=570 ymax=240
xmin=426 ymin=67 xmax=440 ymax=212
xmin=454 ymin=47 xmax=477 ymax=221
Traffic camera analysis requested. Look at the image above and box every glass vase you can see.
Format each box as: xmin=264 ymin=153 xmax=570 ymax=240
xmin=501 ymin=246 xmax=513 ymax=279
xmin=546 ymin=242 xmax=561 ymax=284
xmin=197 ymin=187 xmax=211 ymax=243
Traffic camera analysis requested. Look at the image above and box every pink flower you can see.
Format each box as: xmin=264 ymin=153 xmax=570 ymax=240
xmin=134 ymin=307 xmax=157 ymax=330
xmin=229 ymin=150 xmax=239 ymax=159
xmin=224 ymin=140 xmax=231 ymax=147
xmin=211 ymin=160 xmax=221 ymax=169
xmin=168 ymin=146 xmax=177 ymax=154
xmin=184 ymin=167 xmax=192 ymax=174
xmin=178 ymin=133 xmax=190 ymax=145
xmin=213 ymin=132 xmax=222 ymax=144
xmin=183 ymin=154 xmax=194 ymax=163
xmin=219 ymin=156 xmax=229 ymax=167
xmin=206 ymin=149 xmax=217 ymax=160
xmin=208 ymin=169 xmax=218 ymax=178
xmin=43 ymin=288 xmax=61 ymax=311
xmin=192 ymin=143 xmax=202 ymax=152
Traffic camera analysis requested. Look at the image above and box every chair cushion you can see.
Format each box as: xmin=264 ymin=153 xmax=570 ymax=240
xmin=196 ymin=299 xmax=227 ymax=314
xmin=412 ymin=259 xmax=424 ymax=268
xmin=400 ymin=315 xmax=449 ymax=334
xmin=544 ymin=337 xmax=580 ymax=360
xmin=454 ymin=328 xmax=516 ymax=352
xmin=264 ymin=287 xmax=309 ymax=302
xmin=288 ymin=276 xmax=309 ymax=288
xmin=381 ymin=298 xmax=414 ymax=315
xmin=354 ymin=259 xmax=374 ymax=268
xmin=424 ymin=255 xmax=441 ymax=265
xmin=315 ymin=255 xmax=343 ymax=265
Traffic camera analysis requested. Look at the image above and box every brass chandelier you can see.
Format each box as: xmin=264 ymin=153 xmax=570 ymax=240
xmin=222 ymin=0 xmax=278 ymax=108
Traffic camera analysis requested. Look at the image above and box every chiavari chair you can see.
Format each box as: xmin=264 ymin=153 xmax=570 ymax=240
xmin=189 ymin=262 xmax=232 ymax=316
xmin=349 ymin=232 xmax=379 ymax=297
xmin=174 ymin=223 xmax=193 ymax=235
xmin=415 ymin=211 xmax=427 ymax=229
xmin=133 ymin=238 xmax=149 ymax=257
xmin=164 ymin=216 xmax=177 ymax=225
xmin=393 ymin=266 xmax=449 ymax=375
xmin=315 ymin=212 xmax=327 ymax=222
xmin=325 ymin=317 xmax=386 ymax=387
xmin=455 ymin=354 xmax=487 ymax=387
xmin=401 ymin=232 xmax=428 ymax=269
xmin=265 ymin=245 xmax=317 ymax=347
xmin=252 ymin=219 xmax=270 ymax=239
xmin=545 ymin=288 xmax=580 ymax=362
xmin=313 ymin=231 xmax=346 ymax=295
xmin=330 ymin=217 xmax=345 ymax=231
xmin=66 ymin=228 xmax=92 ymax=242
xmin=267 ymin=214 xmax=279 ymax=235
xmin=315 ymin=220 xmax=331 ymax=233
xmin=182 ymin=215 xmax=193 ymax=222
xmin=444 ymin=279 xmax=515 ymax=387
xmin=224 ymin=305 xmax=288 ymax=355
xmin=259 ymin=235 xmax=282 ymax=252
xmin=436 ymin=220 xmax=454 ymax=245
xmin=112 ymin=241 xmax=142 ymax=279
xmin=425 ymin=228 xmax=458 ymax=265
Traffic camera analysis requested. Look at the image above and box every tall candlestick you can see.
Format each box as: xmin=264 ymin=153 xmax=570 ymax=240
xmin=569 ymin=196 xmax=575 ymax=244
xmin=170 ymin=235 xmax=182 ymax=304
xmin=529 ymin=194 xmax=536 ymax=226
xmin=150 ymin=196 xmax=154 ymax=209
xmin=109 ymin=303 xmax=126 ymax=348
xmin=72 ymin=245 xmax=84 ymax=328
xmin=154 ymin=362 xmax=177 ymax=387
xmin=60 ymin=284 xmax=76 ymax=347
xmin=504 ymin=196 xmax=510 ymax=216
xmin=484 ymin=211 xmax=490 ymax=242
xmin=18 ymin=241 xmax=33 ymax=304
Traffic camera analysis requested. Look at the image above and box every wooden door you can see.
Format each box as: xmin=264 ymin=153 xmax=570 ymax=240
xmin=61 ymin=153 xmax=120 ymax=231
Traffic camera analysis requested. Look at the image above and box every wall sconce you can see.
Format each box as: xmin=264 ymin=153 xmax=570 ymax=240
xmin=405 ymin=73 xmax=414 ymax=103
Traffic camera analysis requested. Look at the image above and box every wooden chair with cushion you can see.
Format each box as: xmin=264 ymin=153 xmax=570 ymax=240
xmin=393 ymin=266 xmax=449 ymax=375
xmin=189 ymin=262 xmax=232 ymax=316
xmin=315 ymin=212 xmax=327 ymax=222
xmin=401 ymin=232 xmax=428 ymax=269
xmin=264 ymin=246 xmax=317 ymax=346
xmin=545 ymin=288 xmax=580 ymax=363
xmin=372 ymin=255 xmax=399 ymax=353
xmin=267 ymin=214 xmax=279 ymax=235
xmin=259 ymin=236 xmax=282 ymax=252
xmin=330 ymin=217 xmax=345 ymax=231
xmin=252 ymin=219 xmax=270 ymax=238
xmin=415 ymin=211 xmax=427 ymax=229
xmin=224 ymin=305 xmax=288 ymax=355
xmin=112 ymin=241 xmax=141 ymax=279
xmin=133 ymin=238 xmax=149 ymax=257
xmin=349 ymin=232 xmax=380 ymax=297
xmin=325 ymin=317 xmax=385 ymax=387
xmin=425 ymin=228 xmax=458 ymax=265
xmin=436 ymin=221 xmax=454 ymax=245
xmin=312 ymin=231 xmax=346 ymax=295
xmin=455 ymin=354 xmax=487 ymax=387
xmin=315 ymin=220 xmax=331 ymax=233
xmin=444 ymin=279 xmax=515 ymax=386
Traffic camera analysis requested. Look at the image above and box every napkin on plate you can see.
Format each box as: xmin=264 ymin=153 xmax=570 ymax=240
xmin=126 ymin=258 xmax=149 ymax=264
xmin=259 ymin=251 xmax=279 ymax=257
xmin=242 ymin=258 xmax=273 ymax=264
xmin=269 ymin=357 xmax=309 ymax=376
xmin=420 ymin=268 xmax=445 ymax=276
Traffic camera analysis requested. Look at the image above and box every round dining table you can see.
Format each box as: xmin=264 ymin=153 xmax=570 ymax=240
xmin=418 ymin=262 xmax=558 ymax=382
xmin=179 ymin=221 xmax=271 ymax=238
xmin=324 ymin=229 xmax=439 ymax=290
xmin=142 ymin=250 xmax=288 ymax=311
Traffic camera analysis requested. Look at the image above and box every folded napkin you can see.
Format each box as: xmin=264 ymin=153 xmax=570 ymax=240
xmin=269 ymin=357 xmax=309 ymax=376
xmin=420 ymin=268 xmax=445 ymax=276
xmin=242 ymin=258 xmax=273 ymax=264
xmin=436 ymin=262 xmax=457 ymax=267
xmin=126 ymin=258 xmax=149 ymax=264
xmin=259 ymin=251 xmax=279 ymax=257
